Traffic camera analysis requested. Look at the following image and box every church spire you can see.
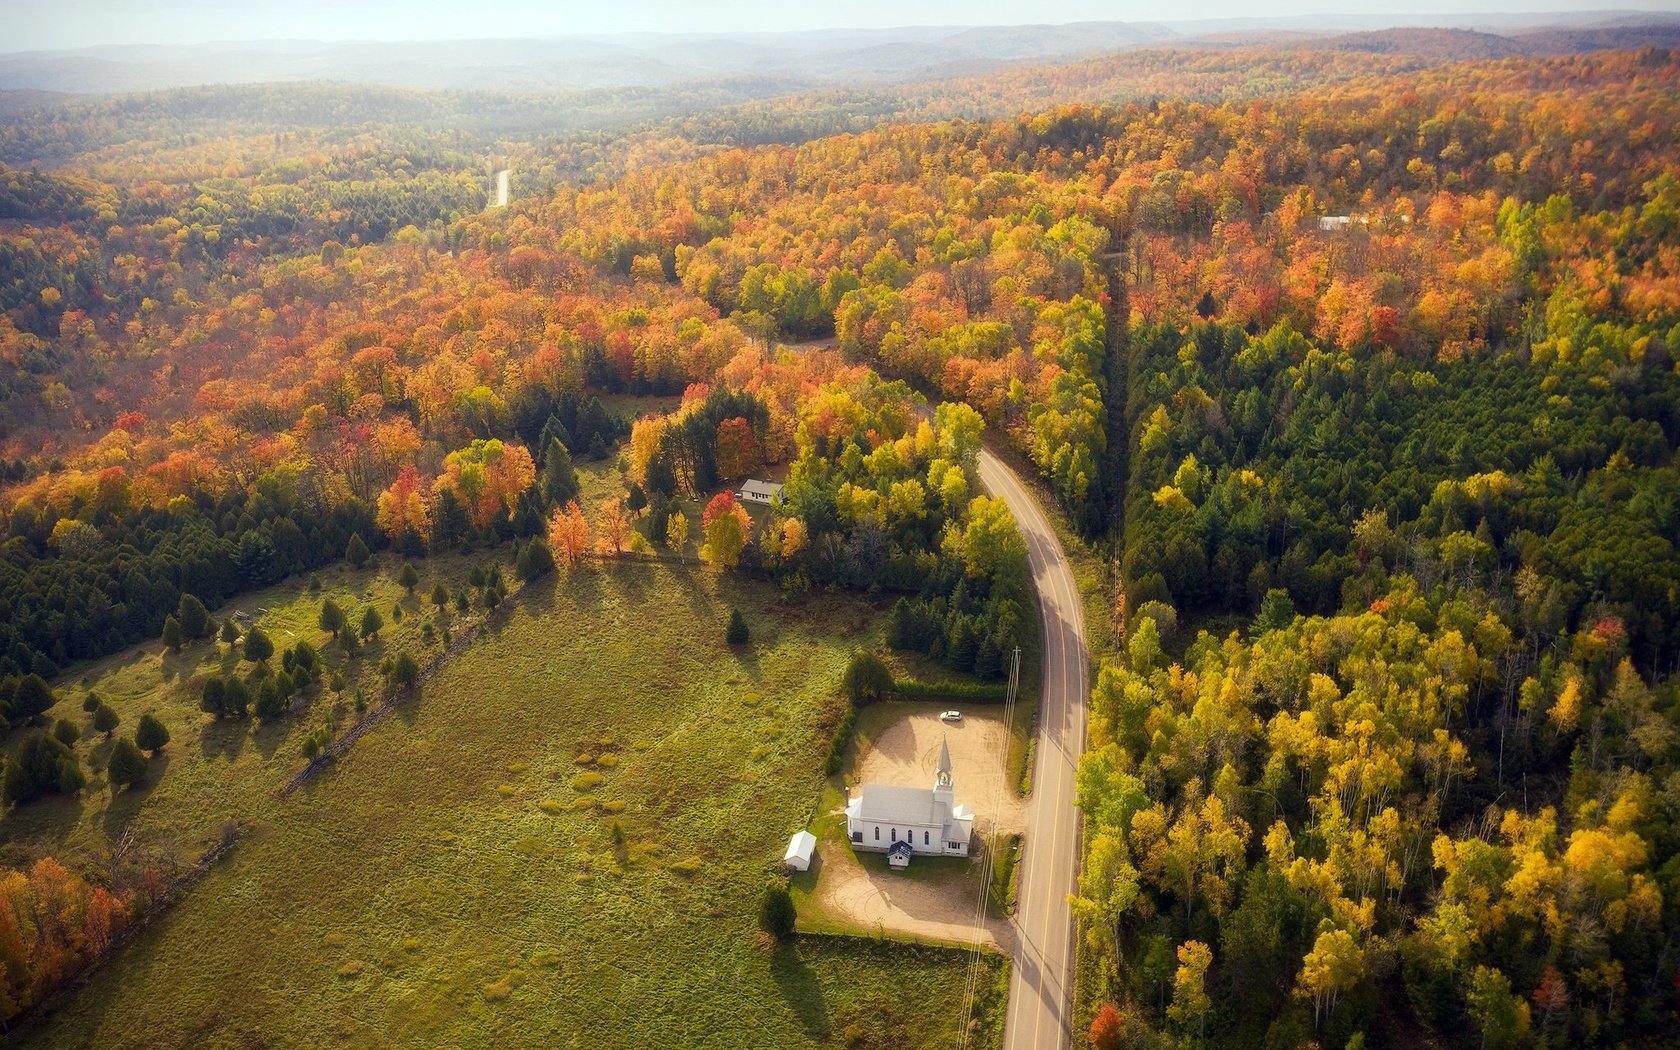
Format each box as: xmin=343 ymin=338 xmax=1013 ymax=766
xmin=936 ymin=736 xmax=953 ymax=789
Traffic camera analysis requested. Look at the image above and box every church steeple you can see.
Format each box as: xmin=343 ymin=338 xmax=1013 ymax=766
xmin=934 ymin=736 xmax=953 ymax=804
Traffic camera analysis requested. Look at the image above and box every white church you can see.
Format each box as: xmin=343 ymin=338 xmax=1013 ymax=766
xmin=845 ymin=738 xmax=974 ymax=867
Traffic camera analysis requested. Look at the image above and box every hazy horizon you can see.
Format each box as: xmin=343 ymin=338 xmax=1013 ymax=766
xmin=7 ymin=0 xmax=1678 ymax=53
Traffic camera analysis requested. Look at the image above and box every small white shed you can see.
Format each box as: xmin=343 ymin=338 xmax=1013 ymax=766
xmin=784 ymin=830 xmax=817 ymax=872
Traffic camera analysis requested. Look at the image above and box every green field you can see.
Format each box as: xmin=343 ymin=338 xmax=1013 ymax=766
xmin=18 ymin=560 xmax=1002 ymax=1048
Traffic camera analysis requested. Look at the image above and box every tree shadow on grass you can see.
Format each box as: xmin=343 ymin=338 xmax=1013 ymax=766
xmin=101 ymin=752 xmax=170 ymax=838
xmin=198 ymin=716 xmax=248 ymax=765
xmin=770 ymin=939 xmax=831 ymax=1043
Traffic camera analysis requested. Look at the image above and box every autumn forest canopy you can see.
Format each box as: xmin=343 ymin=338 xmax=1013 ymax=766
xmin=0 ymin=23 xmax=1678 ymax=1049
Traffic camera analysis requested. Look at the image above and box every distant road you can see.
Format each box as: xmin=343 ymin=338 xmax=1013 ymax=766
xmin=490 ymin=168 xmax=510 ymax=208
xmin=978 ymin=448 xmax=1089 ymax=1050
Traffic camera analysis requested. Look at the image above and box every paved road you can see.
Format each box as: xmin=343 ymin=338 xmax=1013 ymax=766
xmin=491 ymin=168 xmax=510 ymax=208
xmin=978 ymin=447 xmax=1089 ymax=1050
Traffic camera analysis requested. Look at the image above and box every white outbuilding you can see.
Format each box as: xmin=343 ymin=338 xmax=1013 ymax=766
xmin=784 ymin=830 xmax=818 ymax=872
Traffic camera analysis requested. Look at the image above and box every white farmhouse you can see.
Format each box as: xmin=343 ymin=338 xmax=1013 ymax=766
xmin=845 ymin=738 xmax=974 ymax=864
xmin=737 ymin=479 xmax=783 ymax=505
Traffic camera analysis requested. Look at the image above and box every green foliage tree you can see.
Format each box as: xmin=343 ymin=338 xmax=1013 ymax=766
xmin=842 ymin=649 xmax=893 ymax=705
xmin=516 ymin=538 xmax=554 ymax=581
xmin=398 ymin=561 xmax=420 ymax=592
xmin=91 ymin=701 xmax=119 ymax=737
xmin=3 ymin=733 xmax=84 ymax=803
xmin=135 ymin=713 xmax=170 ymax=754
xmin=177 ymin=593 xmax=213 ymax=639
xmin=51 ymin=718 xmax=78 ymax=747
xmin=725 ymin=608 xmax=749 ymax=645
xmin=106 ymin=737 xmax=147 ymax=792
xmin=758 ymin=879 xmax=796 ymax=939
xmin=345 ymin=532 xmax=371 ymax=569
xmin=318 ymin=599 xmax=344 ymax=634
xmin=389 ymin=652 xmax=420 ymax=689
xmin=201 ymin=678 xmax=227 ymax=718
xmin=220 ymin=618 xmax=240 ymax=645
xmin=9 ymin=674 xmax=56 ymax=722
xmin=360 ymin=606 xmax=383 ymax=640
xmin=243 ymin=626 xmax=273 ymax=663
xmin=431 ymin=582 xmax=449 ymax=610
xmin=161 ymin=614 xmax=182 ymax=652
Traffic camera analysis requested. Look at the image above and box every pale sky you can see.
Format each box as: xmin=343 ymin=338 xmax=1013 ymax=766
xmin=4 ymin=0 xmax=1676 ymax=52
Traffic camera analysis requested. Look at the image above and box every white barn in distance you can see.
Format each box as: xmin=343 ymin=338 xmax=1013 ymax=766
xmin=846 ymin=738 xmax=973 ymax=863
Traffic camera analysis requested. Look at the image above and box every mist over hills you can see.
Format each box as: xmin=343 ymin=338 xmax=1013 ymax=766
xmin=2 ymin=11 xmax=1676 ymax=96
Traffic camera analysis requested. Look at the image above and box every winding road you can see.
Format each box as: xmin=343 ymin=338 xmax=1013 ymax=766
xmin=978 ymin=447 xmax=1090 ymax=1050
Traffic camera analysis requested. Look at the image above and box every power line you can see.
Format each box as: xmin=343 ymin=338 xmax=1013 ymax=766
xmin=958 ymin=644 xmax=1020 ymax=1047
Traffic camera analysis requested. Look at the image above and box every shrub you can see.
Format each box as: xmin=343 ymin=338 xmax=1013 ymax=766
xmin=725 ymin=608 xmax=750 ymax=645
xmin=758 ymin=879 xmax=796 ymax=939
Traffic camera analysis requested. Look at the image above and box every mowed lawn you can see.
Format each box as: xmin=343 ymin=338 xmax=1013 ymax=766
xmin=23 ymin=561 xmax=1003 ymax=1049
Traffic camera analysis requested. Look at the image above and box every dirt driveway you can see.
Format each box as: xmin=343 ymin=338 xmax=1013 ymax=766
xmin=851 ymin=706 xmax=1027 ymax=838
xmin=807 ymin=705 xmax=1025 ymax=949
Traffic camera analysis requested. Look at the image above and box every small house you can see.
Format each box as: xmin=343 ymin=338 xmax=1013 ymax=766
xmin=784 ymin=830 xmax=817 ymax=872
xmin=737 ymin=479 xmax=784 ymax=505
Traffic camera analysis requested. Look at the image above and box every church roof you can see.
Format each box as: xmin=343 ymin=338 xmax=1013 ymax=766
xmin=855 ymin=784 xmax=949 ymax=827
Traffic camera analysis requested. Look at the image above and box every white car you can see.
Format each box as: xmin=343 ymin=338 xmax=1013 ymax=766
xmin=939 ymin=710 xmax=962 ymax=722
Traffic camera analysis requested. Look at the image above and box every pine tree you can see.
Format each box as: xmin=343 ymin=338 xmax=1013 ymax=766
xmin=220 ymin=618 xmax=240 ymax=644
xmin=91 ymin=701 xmax=119 ymax=737
xmin=758 ymin=879 xmax=796 ymax=939
xmin=318 ymin=599 xmax=344 ymax=633
xmin=398 ymin=561 xmax=420 ymax=593
xmin=243 ymin=626 xmax=274 ymax=663
xmin=161 ymin=614 xmax=183 ymax=652
xmin=345 ymin=532 xmax=371 ymax=569
xmin=135 ymin=713 xmax=170 ymax=754
xmin=177 ymin=593 xmax=213 ymax=639
xmin=726 ymin=608 xmax=750 ymax=645
xmin=106 ymin=738 xmax=147 ymax=792
xmin=360 ymin=606 xmax=384 ymax=640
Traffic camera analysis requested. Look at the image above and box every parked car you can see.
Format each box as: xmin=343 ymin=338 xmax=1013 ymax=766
xmin=939 ymin=710 xmax=962 ymax=722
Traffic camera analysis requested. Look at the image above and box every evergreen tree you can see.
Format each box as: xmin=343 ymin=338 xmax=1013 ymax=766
xmin=431 ymin=582 xmax=449 ymax=610
xmin=201 ymin=678 xmax=227 ymax=718
xmin=345 ymin=532 xmax=371 ymax=569
xmin=135 ymin=713 xmax=170 ymax=754
xmin=726 ymin=608 xmax=750 ymax=645
xmin=758 ymin=879 xmax=796 ymax=939
xmin=223 ymin=677 xmax=251 ymax=718
xmin=52 ymin=718 xmax=79 ymax=747
xmin=91 ymin=701 xmax=119 ymax=737
xmin=389 ymin=652 xmax=420 ymax=689
xmin=243 ymin=625 xmax=274 ymax=663
xmin=3 ymin=733 xmax=84 ymax=803
xmin=541 ymin=438 xmax=580 ymax=505
xmin=318 ymin=599 xmax=344 ymax=634
xmin=360 ymin=607 xmax=384 ymax=640
xmin=516 ymin=538 xmax=555 ymax=581
xmin=9 ymin=673 xmax=56 ymax=722
xmin=106 ymin=738 xmax=147 ymax=792
xmin=220 ymin=618 xmax=240 ymax=644
xmin=161 ymin=614 xmax=183 ymax=652
xmin=398 ymin=561 xmax=420 ymax=593
xmin=177 ymin=593 xmax=213 ymax=639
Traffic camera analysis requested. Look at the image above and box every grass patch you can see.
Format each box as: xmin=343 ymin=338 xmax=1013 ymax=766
xmin=20 ymin=561 xmax=998 ymax=1048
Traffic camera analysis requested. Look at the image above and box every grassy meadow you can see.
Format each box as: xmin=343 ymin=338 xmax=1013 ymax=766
xmin=19 ymin=560 xmax=1002 ymax=1048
